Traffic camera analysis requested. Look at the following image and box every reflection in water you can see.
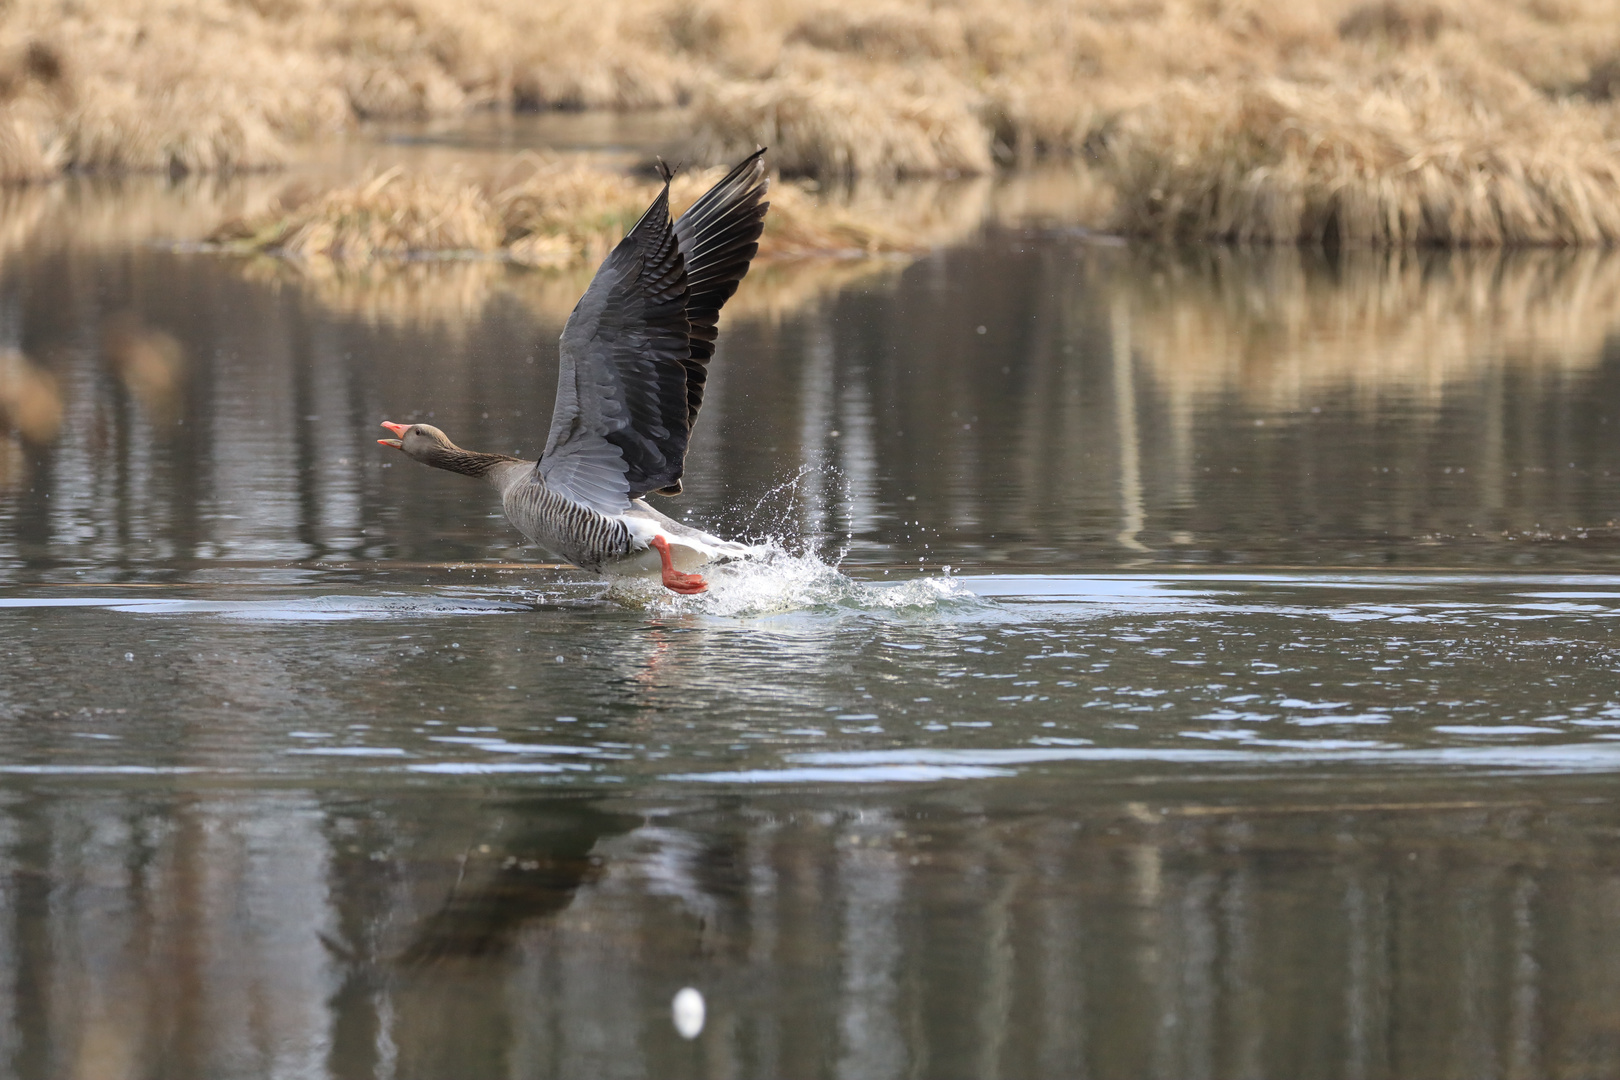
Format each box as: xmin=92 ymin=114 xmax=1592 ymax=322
xmin=5 ymin=180 xmax=1620 ymax=1078
xmin=3 ymin=788 xmax=1620 ymax=1079
xmin=0 ymin=350 xmax=60 ymax=446
xmin=1129 ymin=245 xmax=1620 ymax=407
xmin=101 ymin=314 xmax=184 ymax=422
xmin=0 ymin=350 xmax=59 ymax=494
xmin=0 ymin=568 xmax=1617 ymax=1076
xmin=0 ymin=176 xmax=286 ymax=265
xmin=8 ymin=219 xmax=1620 ymax=574
xmin=391 ymin=799 xmax=633 ymax=965
xmin=836 ymin=811 xmax=905 ymax=1080
xmin=1111 ymin=294 xmax=1148 ymax=554
xmin=234 ymin=254 xmax=907 ymax=335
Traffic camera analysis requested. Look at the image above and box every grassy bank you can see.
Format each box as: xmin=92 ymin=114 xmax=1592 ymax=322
xmin=2 ymin=0 xmax=1618 ymax=245
xmin=206 ymin=157 xmax=999 ymax=265
xmin=212 ymin=165 xmax=1102 ymax=327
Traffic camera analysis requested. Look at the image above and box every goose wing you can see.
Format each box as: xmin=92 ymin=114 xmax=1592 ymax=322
xmin=538 ymin=152 xmax=770 ymax=511
xmin=669 ymin=147 xmax=770 ymax=438
xmin=538 ymin=179 xmax=690 ymax=514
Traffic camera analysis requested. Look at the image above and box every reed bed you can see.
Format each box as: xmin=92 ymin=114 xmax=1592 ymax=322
xmin=1109 ymin=68 xmax=1620 ymax=246
xmin=214 ymin=158 xmax=956 ymax=330
xmin=211 ymin=158 xmax=981 ymax=265
xmin=224 ymin=166 xmax=505 ymax=261
xmin=3 ymin=0 xmax=1620 ymax=245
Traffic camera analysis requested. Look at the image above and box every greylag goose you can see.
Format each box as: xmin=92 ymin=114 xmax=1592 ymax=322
xmin=378 ymin=150 xmax=770 ymax=595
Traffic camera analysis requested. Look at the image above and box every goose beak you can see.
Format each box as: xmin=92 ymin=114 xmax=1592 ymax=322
xmin=378 ymin=420 xmax=407 ymax=449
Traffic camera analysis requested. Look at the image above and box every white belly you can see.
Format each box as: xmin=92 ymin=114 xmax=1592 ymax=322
xmin=604 ymin=504 xmax=761 ymax=579
xmin=604 ymin=538 xmax=712 ymax=578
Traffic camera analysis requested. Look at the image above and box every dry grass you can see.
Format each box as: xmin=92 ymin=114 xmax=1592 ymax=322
xmin=0 ymin=39 xmax=70 ymax=183
xmin=211 ymin=157 xmax=985 ymax=265
xmin=212 ymin=157 xmax=966 ymax=330
xmin=689 ymin=49 xmax=993 ymax=178
xmin=1108 ymin=65 xmax=1620 ymax=246
xmin=3 ymin=0 xmax=1620 ymax=245
xmin=219 ymin=166 xmax=504 ymax=260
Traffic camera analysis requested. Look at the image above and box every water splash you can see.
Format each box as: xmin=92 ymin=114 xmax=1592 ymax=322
xmin=605 ymin=547 xmax=990 ymax=618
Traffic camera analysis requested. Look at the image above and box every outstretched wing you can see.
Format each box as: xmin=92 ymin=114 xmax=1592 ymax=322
xmin=539 ymin=180 xmax=690 ymax=513
xmin=537 ymin=151 xmax=771 ymax=511
xmin=671 ymin=147 xmax=770 ymax=433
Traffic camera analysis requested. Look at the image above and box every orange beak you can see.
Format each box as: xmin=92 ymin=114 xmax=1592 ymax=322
xmin=378 ymin=420 xmax=408 ymax=449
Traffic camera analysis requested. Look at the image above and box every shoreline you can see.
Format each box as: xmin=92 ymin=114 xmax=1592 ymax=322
xmin=0 ymin=0 xmax=1615 ymax=248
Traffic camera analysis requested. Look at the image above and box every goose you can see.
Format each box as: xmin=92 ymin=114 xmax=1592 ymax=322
xmin=377 ymin=150 xmax=770 ymax=595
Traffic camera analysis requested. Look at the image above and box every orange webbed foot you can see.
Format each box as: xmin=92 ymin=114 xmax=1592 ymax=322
xmin=649 ymin=535 xmax=709 ymax=595
xmin=664 ymin=573 xmax=708 ymax=595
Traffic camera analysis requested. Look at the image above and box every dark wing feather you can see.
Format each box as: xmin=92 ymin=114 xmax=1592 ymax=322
xmin=672 ymin=147 xmax=770 ymax=431
xmin=539 ymin=182 xmax=691 ymax=511
xmin=537 ymin=152 xmax=770 ymax=509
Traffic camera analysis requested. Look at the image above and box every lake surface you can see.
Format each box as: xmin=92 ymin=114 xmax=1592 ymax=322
xmin=2 ymin=168 xmax=1620 ymax=1078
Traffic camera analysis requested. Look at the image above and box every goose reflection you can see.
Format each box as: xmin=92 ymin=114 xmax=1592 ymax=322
xmin=392 ymin=800 xmax=639 ymax=967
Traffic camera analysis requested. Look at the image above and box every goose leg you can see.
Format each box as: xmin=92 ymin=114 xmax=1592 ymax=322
xmin=649 ymin=535 xmax=708 ymax=594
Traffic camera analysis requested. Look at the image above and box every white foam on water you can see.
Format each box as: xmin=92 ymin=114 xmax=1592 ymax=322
xmin=607 ymin=548 xmax=992 ymax=619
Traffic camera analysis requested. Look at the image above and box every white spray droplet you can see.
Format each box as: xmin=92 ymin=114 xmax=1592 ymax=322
xmin=672 ymin=987 xmax=705 ymax=1039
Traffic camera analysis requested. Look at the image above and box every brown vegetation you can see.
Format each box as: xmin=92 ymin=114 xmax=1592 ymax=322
xmin=2 ymin=0 xmax=1619 ymax=246
xmin=1108 ymin=62 xmax=1620 ymax=246
xmin=209 ymin=158 xmax=988 ymax=265
xmin=213 ymin=160 xmax=990 ymax=330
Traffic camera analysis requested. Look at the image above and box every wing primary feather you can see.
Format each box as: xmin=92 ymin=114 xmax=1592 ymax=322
xmin=541 ymin=172 xmax=690 ymax=507
xmin=672 ymin=148 xmax=770 ymax=430
xmin=539 ymin=152 xmax=770 ymax=511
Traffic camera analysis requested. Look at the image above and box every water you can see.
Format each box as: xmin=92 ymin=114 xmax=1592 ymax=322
xmin=3 ymin=172 xmax=1620 ymax=1077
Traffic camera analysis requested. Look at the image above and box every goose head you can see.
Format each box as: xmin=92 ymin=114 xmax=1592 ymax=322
xmin=378 ymin=421 xmax=520 ymax=479
xmin=377 ymin=421 xmax=458 ymax=463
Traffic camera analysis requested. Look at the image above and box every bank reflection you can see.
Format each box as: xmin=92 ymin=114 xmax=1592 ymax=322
xmin=3 ymin=790 xmax=1619 ymax=1079
xmin=5 ymin=215 xmax=1620 ymax=578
